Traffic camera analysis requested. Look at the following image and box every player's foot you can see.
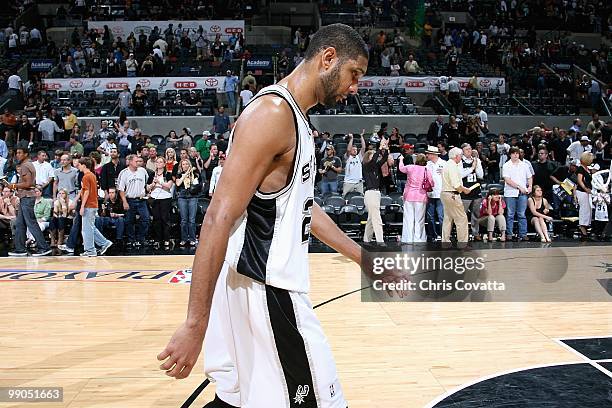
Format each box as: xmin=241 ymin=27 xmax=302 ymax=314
xmin=8 ymin=250 xmax=28 ymax=257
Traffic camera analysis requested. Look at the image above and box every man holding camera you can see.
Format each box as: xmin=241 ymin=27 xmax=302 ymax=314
xmin=342 ymin=130 xmax=366 ymax=197
xmin=318 ymin=145 xmax=342 ymax=195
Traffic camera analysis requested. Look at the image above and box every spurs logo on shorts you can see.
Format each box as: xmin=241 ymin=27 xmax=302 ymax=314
xmin=294 ymin=385 xmax=310 ymax=405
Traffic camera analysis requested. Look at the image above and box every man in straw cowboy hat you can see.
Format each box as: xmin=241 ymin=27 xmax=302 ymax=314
xmin=425 ymin=145 xmax=446 ymax=241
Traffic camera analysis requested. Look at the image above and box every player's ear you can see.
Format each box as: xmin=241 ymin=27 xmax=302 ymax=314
xmin=320 ymin=47 xmax=337 ymax=71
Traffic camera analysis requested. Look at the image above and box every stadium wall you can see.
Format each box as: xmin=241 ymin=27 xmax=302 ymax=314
xmin=77 ymin=115 xmax=611 ymax=137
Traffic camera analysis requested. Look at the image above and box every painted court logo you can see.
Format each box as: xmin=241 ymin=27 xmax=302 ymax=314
xmin=168 ymin=269 xmax=192 ymax=284
xmin=293 ymin=385 xmax=309 ymax=405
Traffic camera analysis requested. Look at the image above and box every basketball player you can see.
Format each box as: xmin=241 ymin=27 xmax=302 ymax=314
xmin=157 ymin=24 xmax=368 ymax=408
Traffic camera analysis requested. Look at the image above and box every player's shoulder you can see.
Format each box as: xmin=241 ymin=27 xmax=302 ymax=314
xmin=236 ymin=93 xmax=295 ymax=129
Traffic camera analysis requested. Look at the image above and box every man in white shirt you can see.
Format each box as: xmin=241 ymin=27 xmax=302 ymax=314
xmin=153 ymin=45 xmax=163 ymax=60
xmin=503 ymin=147 xmax=533 ymax=240
xmin=343 ymin=132 xmax=366 ymax=196
xmin=116 ymin=155 xmax=150 ymax=246
xmin=566 ymin=135 xmax=592 ymax=163
xmin=520 ymin=148 xmax=535 ymax=177
xmin=209 ymin=153 xmax=225 ymax=196
xmin=7 ymin=73 xmax=23 ymax=96
xmin=8 ymin=32 xmax=18 ymax=55
xmin=29 ymin=27 xmax=41 ymax=46
xmin=438 ymin=75 xmax=449 ymax=93
xmin=125 ymin=53 xmax=138 ymax=77
xmin=425 ymin=145 xmax=446 ymax=241
xmin=239 ymin=85 xmax=253 ymax=109
xmin=37 ymin=114 xmax=62 ymax=149
xmin=33 ymin=150 xmax=55 ymax=198
xmin=403 ymin=54 xmax=420 ymax=74
xmin=153 ymin=38 xmax=168 ymax=55
xmin=447 ymin=76 xmax=461 ymax=114
xmin=476 ymin=105 xmax=489 ymax=133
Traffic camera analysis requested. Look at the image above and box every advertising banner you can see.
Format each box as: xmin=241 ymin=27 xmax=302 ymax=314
xmin=41 ymin=77 xmax=227 ymax=93
xmin=358 ymin=76 xmax=506 ymax=93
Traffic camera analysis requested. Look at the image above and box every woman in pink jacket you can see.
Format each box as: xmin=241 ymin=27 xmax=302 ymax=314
xmin=398 ymin=153 xmax=434 ymax=243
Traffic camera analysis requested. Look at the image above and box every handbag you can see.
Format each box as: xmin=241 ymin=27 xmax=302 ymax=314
xmin=422 ymin=167 xmax=433 ymax=193
xmin=189 ymin=176 xmax=201 ymax=195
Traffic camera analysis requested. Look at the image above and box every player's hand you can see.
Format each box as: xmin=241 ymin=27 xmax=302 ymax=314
xmin=123 ymin=201 xmax=129 ymax=211
xmin=157 ymin=322 xmax=205 ymax=379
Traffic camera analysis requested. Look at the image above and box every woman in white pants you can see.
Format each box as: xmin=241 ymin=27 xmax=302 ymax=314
xmin=575 ymin=152 xmax=594 ymax=241
xmin=398 ymin=153 xmax=434 ymax=243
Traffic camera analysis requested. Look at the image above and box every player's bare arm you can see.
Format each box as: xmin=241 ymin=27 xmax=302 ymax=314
xmin=157 ymin=96 xmax=297 ymax=379
xmin=311 ymin=203 xmax=361 ymax=264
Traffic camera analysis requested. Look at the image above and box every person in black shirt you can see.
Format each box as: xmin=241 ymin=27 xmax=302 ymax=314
xmin=518 ymin=133 xmax=534 ymax=161
xmin=138 ymin=30 xmax=148 ymax=52
xmin=132 ymin=85 xmax=146 ymax=116
xmin=95 ymin=187 xmax=125 ymax=243
xmin=427 ymin=115 xmax=444 ymax=145
xmin=99 ymin=148 xmax=126 ymax=198
xmin=485 ymin=141 xmax=500 ymax=183
xmin=172 ymin=149 xmax=191 ymax=179
xmin=131 ymin=129 xmax=145 ymax=155
xmin=442 ymin=115 xmax=461 ymax=148
xmin=575 ymin=152 xmax=594 ymax=240
xmin=16 ymin=114 xmax=35 ymax=146
xmin=203 ymin=144 xmax=219 ymax=181
xmin=362 ymin=138 xmax=389 ymax=245
xmin=549 ymin=129 xmax=571 ymax=164
xmin=531 ymin=146 xmax=557 ymax=202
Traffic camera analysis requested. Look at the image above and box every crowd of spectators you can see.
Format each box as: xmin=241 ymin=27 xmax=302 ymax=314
xmin=0 ymin=108 xmax=611 ymax=255
xmin=47 ymin=25 xmax=247 ymax=79
xmin=310 ymin=114 xmax=611 ymax=244
xmin=0 ymin=108 xmax=232 ymax=255
xmin=69 ymin=0 xmax=256 ymax=22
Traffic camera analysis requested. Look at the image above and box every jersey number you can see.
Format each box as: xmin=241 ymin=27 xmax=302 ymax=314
xmin=302 ymin=198 xmax=313 ymax=243
xmin=467 ymin=173 xmax=477 ymax=183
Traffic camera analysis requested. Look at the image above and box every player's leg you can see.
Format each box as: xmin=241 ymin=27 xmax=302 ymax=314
xmin=204 ymin=263 xmax=241 ymax=407
xmin=224 ymin=265 xmax=346 ymax=407
xmin=287 ymin=290 xmax=347 ymax=408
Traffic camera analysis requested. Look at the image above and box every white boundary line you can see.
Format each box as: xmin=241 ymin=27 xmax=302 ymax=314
xmin=554 ymin=338 xmax=612 ymax=379
xmin=424 ymin=361 xmax=590 ymax=408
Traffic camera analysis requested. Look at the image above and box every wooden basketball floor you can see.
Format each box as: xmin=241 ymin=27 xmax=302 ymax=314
xmin=1 ymin=245 xmax=611 ymax=407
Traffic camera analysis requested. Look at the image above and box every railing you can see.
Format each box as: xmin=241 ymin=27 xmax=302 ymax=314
xmin=511 ymin=96 xmax=535 ymax=116
xmin=433 ymin=93 xmax=452 ymax=116
xmin=601 ymin=95 xmax=611 ymax=117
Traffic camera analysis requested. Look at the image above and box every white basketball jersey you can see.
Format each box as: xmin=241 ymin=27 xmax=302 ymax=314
xmin=224 ymin=84 xmax=316 ymax=293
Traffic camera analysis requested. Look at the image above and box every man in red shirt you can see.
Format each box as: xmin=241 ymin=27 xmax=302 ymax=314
xmin=78 ymin=157 xmax=112 ymax=257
